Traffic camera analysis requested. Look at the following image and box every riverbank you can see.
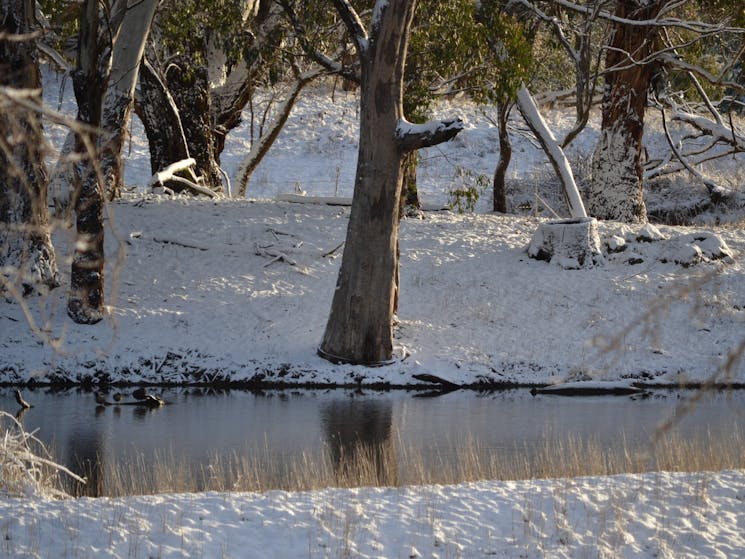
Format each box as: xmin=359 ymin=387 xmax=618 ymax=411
xmin=2 ymin=196 xmax=744 ymax=388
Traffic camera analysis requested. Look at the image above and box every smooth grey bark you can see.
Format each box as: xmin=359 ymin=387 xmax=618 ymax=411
xmin=517 ymin=84 xmax=586 ymax=218
xmin=99 ymin=0 xmax=158 ymax=199
xmin=0 ymin=0 xmax=59 ymax=295
xmin=318 ymin=0 xmax=462 ymax=365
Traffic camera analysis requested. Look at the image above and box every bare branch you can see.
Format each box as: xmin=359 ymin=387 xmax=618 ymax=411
xmin=331 ymin=0 xmax=369 ymax=53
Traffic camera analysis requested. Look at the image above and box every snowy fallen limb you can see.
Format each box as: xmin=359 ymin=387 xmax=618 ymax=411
xmin=149 ymin=159 xmax=217 ymax=198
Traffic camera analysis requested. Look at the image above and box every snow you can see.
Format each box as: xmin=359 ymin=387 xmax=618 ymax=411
xmin=2 ymin=69 xmax=745 ymax=558
xmin=3 ymin=470 xmax=745 ymax=558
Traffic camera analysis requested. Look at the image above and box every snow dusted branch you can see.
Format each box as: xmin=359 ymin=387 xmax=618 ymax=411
xmin=670 ymin=108 xmax=745 ymax=152
xmin=331 ymin=0 xmax=369 ymax=53
xmin=395 ymin=118 xmax=464 ymax=152
xmin=516 ymin=85 xmax=587 ymax=218
xmin=657 ymin=104 xmax=730 ymax=202
xmin=510 ymin=0 xmax=744 ymax=34
xmin=149 ymin=158 xmax=218 ymax=198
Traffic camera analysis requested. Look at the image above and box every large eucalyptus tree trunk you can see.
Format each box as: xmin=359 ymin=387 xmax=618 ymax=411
xmin=0 ymin=0 xmax=59 ymax=294
xmin=319 ymin=0 xmax=462 ymax=365
xmin=136 ymin=56 xmax=192 ymax=180
xmin=138 ymin=0 xmax=284 ymax=195
xmin=588 ymin=0 xmax=662 ymax=224
xmin=68 ymin=0 xmax=156 ymax=323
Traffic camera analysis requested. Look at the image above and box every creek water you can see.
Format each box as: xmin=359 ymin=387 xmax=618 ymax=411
xmin=1 ymin=387 xmax=743 ymax=495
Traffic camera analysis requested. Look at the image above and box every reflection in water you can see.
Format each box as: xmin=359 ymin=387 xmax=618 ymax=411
xmin=1 ymin=388 xmax=744 ymax=496
xmin=321 ymin=397 xmax=395 ymax=486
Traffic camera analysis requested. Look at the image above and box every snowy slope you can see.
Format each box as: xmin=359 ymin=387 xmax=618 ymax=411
xmin=2 ymin=71 xmax=744 ymax=387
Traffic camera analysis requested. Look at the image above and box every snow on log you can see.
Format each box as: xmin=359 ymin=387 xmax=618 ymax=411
xmin=528 ymin=217 xmax=604 ymax=269
xmin=396 ymin=118 xmax=464 ymax=152
xmin=149 ymin=158 xmax=217 ymax=198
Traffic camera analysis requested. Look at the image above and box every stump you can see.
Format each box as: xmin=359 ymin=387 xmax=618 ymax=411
xmin=527 ymin=217 xmax=603 ymax=269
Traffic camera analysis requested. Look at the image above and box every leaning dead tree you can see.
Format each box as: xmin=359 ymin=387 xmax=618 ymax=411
xmin=511 ymin=0 xmax=744 ymax=223
xmin=318 ymin=0 xmax=463 ymax=365
xmin=0 ymin=0 xmax=59 ymax=295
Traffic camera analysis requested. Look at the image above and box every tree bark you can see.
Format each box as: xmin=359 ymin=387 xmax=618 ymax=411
xmin=493 ymin=103 xmax=511 ymax=213
xmin=588 ymin=0 xmax=662 ymax=224
xmin=0 ymin=0 xmax=59 ymax=295
xmin=319 ymin=0 xmax=462 ymax=365
xmin=67 ymin=0 xmax=106 ymax=324
xmin=166 ymin=57 xmax=225 ymax=193
xmin=98 ymin=0 xmax=158 ymax=199
xmin=135 ymin=55 xmax=195 ymax=189
xmin=517 ymin=84 xmax=586 ymax=218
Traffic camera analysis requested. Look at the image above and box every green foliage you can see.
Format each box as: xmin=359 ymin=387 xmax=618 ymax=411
xmin=38 ymin=0 xmax=79 ymax=59
xmin=447 ymin=167 xmax=490 ymax=214
xmin=156 ymin=0 xmax=254 ymax=63
xmin=405 ymin=0 xmax=533 ymax=121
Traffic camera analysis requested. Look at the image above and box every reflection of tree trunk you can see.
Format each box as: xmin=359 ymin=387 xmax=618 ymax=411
xmin=589 ymin=0 xmax=661 ymax=224
xmin=321 ymin=399 xmax=395 ymax=486
xmin=0 ymin=0 xmax=59 ymax=294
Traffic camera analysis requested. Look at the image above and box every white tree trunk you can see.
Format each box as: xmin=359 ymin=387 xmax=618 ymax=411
xmin=517 ymin=84 xmax=586 ymax=218
xmin=99 ymin=0 xmax=158 ymax=198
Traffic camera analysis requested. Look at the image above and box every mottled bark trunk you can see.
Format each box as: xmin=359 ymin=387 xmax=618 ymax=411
xmin=319 ymin=0 xmax=462 ymax=365
xmin=0 ymin=0 xmax=59 ymax=294
xmin=67 ymin=0 xmax=106 ymax=324
xmin=166 ymin=58 xmax=224 ymax=193
xmin=493 ymin=103 xmax=511 ymax=213
xmin=589 ymin=0 xmax=661 ymax=224
xmin=135 ymin=56 xmax=194 ymax=188
xmin=319 ymin=1 xmax=417 ymax=365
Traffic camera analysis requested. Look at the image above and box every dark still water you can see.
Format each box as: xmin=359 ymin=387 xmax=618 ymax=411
xmin=1 ymin=387 xmax=744 ymax=495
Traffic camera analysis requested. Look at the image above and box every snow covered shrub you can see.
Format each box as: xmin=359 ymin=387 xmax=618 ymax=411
xmin=0 ymin=410 xmax=84 ymax=498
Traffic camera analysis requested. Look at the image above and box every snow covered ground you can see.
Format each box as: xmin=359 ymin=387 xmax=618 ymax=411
xmin=3 ymin=470 xmax=745 ymax=558
xmin=2 ymin=73 xmax=745 ymax=387
xmin=2 ymin=71 xmax=745 ymax=558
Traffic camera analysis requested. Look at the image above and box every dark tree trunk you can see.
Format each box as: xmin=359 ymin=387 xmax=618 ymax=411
xmin=166 ymin=57 xmax=224 ymax=193
xmin=399 ymin=151 xmax=421 ymax=213
xmin=493 ymin=103 xmax=511 ymax=213
xmin=0 ymin=0 xmax=59 ymax=294
xmin=319 ymin=0 xmax=462 ymax=365
xmin=67 ymin=0 xmax=106 ymax=324
xmin=135 ymin=56 xmax=192 ymax=182
xmin=589 ymin=0 xmax=662 ymax=224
